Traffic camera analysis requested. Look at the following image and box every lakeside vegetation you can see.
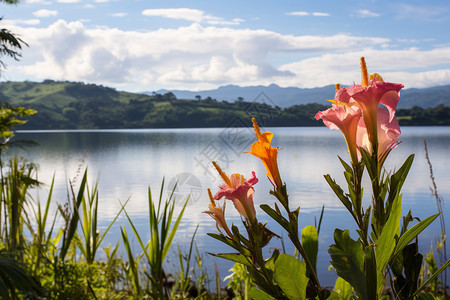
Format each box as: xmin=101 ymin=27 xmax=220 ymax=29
xmin=1 ymin=5 xmax=449 ymax=297
xmin=0 ymin=79 xmax=449 ymax=297
xmin=1 ymin=96 xmax=449 ymax=299
xmin=0 ymin=80 xmax=449 ymax=130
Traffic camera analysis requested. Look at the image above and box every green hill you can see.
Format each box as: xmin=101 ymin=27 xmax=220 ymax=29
xmin=0 ymin=80 xmax=448 ymax=129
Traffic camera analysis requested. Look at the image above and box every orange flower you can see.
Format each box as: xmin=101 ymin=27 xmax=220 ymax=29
xmin=203 ymin=188 xmax=233 ymax=238
xmin=248 ymin=118 xmax=282 ymax=188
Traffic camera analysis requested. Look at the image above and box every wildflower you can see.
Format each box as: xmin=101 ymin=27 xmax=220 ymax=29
xmin=315 ymin=95 xmax=362 ymax=164
xmin=212 ymin=161 xmax=257 ymax=222
xmin=248 ymin=118 xmax=282 ymax=188
xmin=203 ymin=188 xmax=233 ymax=238
xmin=344 ymin=57 xmax=403 ymax=153
xmin=356 ymin=107 xmax=401 ymax=167
xmin=316 ymin=57 xmax=403 ymax=163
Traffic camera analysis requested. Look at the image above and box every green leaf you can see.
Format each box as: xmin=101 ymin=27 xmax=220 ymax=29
xmin=338 ymin=156 xmax=353 ymax=174
xmin=392 ymin=212 xmax=440 ymax=259
xmin=260 ymin=204 xmax=290 ymax=232
xmin=334 ymin=277 xmax=353 ymax=298
xmin=324 ymin=175 xmax=352 ymax=213
xmin=375 ymin=194 xmax=401 ymax=277
xmin=320 ymin=290 xmax=339 ymax=300
xmin=264 ymin=249 xmax=280 ymax=272
xmin=249 ymin=287 xmax=276 ymax=300
xmin=328 ymin=229 xmax=366 ymax=299
xmin=120 ymin=227 xmax=141 ymax=294
xmin=273 ymin=254 xmax=309 ymax=300
xmin=315 ymin=205 xmax=325 ymax=236
xmin=301 ymin=225 xmax=318 ymax=273
xmin=209 ymin=253 xmax=252 ymax=268
xmin=388 ymin=154 xmax=414 ymax=197
xmin=360 ymin=148 xmax=376 ymax=181
xmin=413 ymin=258 xmax=450 ymax=298
xmin=364 ymin=246 xmax=378 ymax=299
xmin=162 ymin=195 xmax=187 ymax=261
xmin=59 ymin=169 xmax=87 ymax=261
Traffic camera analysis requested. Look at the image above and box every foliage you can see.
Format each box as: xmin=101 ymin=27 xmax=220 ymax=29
xmin=0 ymin=254 xmax=41 ymax=299
xmin=0 ymin=81 xmax=448 ymax=129
xmin=204 ymin=58 xmax=450 ymax=300
xmin=0 ymin=55 xmax=449 ymax=298
xmin=122 ymin=180 xmax=188 ymax=298
xmin=0 ymin=16 xmax=27 ymax=75
xmin=397 ymin=105 xmax=450 ymax=125
xmin=0 ymin=102 xmax=36 ymax=147
xmin=225 ymin=262 xmax=254 ymax=300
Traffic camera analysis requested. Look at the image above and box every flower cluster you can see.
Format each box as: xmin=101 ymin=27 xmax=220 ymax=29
xmin=315 ymin=57 xmax=403 ymax=167
xmin=203 ymin=119 xmax=284 ymax=230
xmin=201 ymin=57 xmax=446 ymax=299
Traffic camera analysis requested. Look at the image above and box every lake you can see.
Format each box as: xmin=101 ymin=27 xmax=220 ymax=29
xmin=14 ymin=126 xmax=450 ymax=287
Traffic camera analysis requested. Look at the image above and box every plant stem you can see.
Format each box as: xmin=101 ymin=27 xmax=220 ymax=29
xmin=275 ymin=188 xmax=323 ymax=295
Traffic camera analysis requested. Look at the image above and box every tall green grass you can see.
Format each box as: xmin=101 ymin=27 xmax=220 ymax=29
xmin=0 ymin=157 xmax=216 ymax=299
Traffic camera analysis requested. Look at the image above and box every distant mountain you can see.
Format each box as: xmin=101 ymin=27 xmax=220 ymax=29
xmin=153 ymin=83 xmax=450 ymax=109
xmin=154 ymin=84 xmax=336 ymax=108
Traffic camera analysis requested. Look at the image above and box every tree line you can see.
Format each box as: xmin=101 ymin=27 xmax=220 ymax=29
xmin=15 ymin=94 xmax=450 ymax=130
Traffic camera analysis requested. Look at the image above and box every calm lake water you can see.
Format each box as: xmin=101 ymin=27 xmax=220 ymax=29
xmin=14 ymin=126 xmax=450 ymax=287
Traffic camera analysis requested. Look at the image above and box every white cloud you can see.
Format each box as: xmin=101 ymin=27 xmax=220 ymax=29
xmin=286 ymin=11 xmax=309 ymax=16
xmin=142 ymin=8 xmax=205 ymax=22
xmin=312 ymin=12 xmax=330 ymax=17
xmin=33 ymin=9 xmax=58 ymax=18
xmin=278 ymin=48 xmax=450 ymax=88
xmin=7 ymin=20 xmax=450 ymax=91
xmin=357 ymin=9 xmax=380 ymax=18
xmin=94 ymin=0 xmax=110 ymax=2
xmin=111 ymin=13 xmax=128 ymax=17
xmin=26 ymin=0 xmax=51 ymax=4
xmin=141 ymin=8 xmax=243 ymax=25
xmin=57 ymin=0 xmax=81 ymax=3
xmin=286 ymin=11 xmax=330 ymax=17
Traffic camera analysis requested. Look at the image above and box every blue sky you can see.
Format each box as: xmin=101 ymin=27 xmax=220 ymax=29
xmin=1 ymin=0 xmax=450 ymax=92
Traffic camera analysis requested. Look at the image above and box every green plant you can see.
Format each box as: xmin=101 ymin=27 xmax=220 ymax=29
xmin=0 ymin=254 xmax=41 ymax=299
xmin=25 ymin=174 xmax=59 ymax=275
xmin=174 ymin=226 xmax=210 ymax=299
xmin=123 ymin=180 xmax=188 ymax=298
xmin=225 ymin=262 xmax=254 ymax=300
xmin=205 ymin=122 xmax=325 ymax=299
xmin=1 ymin=157 xmax=40 ymax=254
xmin=73 ymin=175 xmax=126 ymax=265
xmin=424 ymin=140 xmax=448 ymax=293
xmin=317 ymin=57 xmax=449 ymax=299
xmin=120 ymin=226 xmax=143 ymax=297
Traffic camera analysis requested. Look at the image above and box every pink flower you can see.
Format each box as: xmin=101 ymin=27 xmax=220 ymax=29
xmin=338 ymin=58 xmax=403 ymax=153
xmin=315 ymin=101 xmax=362 ymax=164
xmin=212 ymin=161 xmax=258 ymax=222
xmin=203 ymin=188 xmax=233 ymax=238
xmin=316 ymin=58 xmax=403 ymax=164
xmin=356 ymin=108 xmax=401 ymax=166
xmin=346 ymin=79 xmax=403 ymax=150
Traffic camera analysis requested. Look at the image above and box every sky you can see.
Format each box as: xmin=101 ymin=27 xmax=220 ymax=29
xmin=1 ymin=0 xmax=450 ymax=93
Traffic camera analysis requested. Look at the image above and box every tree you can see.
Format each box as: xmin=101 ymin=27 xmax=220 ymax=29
xmin=1 ymin=0 xmax=27 ymax=76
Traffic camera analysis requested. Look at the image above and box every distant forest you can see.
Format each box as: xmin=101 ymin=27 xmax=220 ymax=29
xmin=0 ymin=80 xmax=449 ymax=130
